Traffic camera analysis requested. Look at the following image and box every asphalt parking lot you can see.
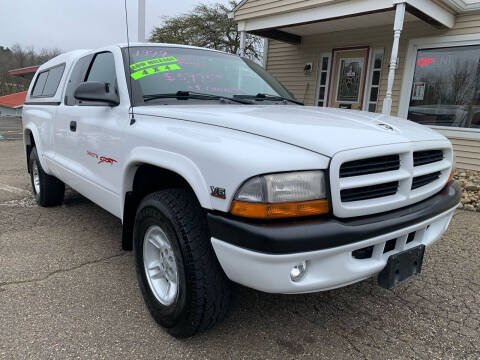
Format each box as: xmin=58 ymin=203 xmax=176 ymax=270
xmin=0 ymin=121 xmax=479 ymax=359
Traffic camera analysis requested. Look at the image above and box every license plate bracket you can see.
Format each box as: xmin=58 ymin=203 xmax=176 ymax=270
xmin=378 ymin=245 xmax=425 ymax=289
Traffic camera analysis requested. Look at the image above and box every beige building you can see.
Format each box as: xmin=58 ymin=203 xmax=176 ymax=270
xmin=232 ymin=0 xmax=480 ymax=170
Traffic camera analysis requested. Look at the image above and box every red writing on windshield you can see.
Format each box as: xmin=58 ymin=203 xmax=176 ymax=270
xmin=135 ymin=49 xmax=168 ymax=58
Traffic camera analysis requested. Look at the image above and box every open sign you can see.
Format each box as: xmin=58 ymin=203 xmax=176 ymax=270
xmin=417 ymin=57 xmax=435 ymax=67
xmin=417 ymin=56 xmax=451 ymax=67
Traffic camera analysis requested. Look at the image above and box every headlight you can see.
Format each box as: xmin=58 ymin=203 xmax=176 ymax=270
xmin=231 ymin=171 xmax=329 ymax=219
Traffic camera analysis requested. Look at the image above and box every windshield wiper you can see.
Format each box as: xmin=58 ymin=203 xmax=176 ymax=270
xmin=143 ymin=91 xmax=253 ymax=104
xmin=233 ymin=93 xmax=303 ymax=105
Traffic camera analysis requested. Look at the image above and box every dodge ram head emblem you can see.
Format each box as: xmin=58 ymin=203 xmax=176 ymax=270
xmin=210 ymin=186 xmax=226 ymax=199
xmin=377 ymin=123 xmax=394 ymax=131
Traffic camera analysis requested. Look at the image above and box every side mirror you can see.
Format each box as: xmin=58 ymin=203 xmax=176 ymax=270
xmin=74 ymin=81 xmax=120 ymax=106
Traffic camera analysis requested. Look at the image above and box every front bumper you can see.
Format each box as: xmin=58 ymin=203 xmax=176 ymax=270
xmin=208 ymin=181 xmax=461 ymax=294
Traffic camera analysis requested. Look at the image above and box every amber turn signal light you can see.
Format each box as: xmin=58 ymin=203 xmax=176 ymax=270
xmin=230 ymin=199 xmax=329 ymax=219
xmin=447 ymin=168 xmax=455 ymax=184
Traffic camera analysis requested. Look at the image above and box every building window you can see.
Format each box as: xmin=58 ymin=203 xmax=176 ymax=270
xmin=366 ymin=49 xmax=383 ymax=113
xmin=408 ymin=45 xmax=480 ymax=129
xmin=316 ymin=53 xmax=331 ymax=107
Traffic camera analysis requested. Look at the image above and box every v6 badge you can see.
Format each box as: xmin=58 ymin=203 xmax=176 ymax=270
xmin=210 ymin=186 xmax=226 ymax=199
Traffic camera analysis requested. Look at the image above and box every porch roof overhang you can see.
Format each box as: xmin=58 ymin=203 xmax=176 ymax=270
xmin=234 ymin=0 xmax=456 ymax=45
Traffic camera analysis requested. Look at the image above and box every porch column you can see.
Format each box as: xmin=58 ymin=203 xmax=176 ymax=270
xmin=239 ymin=30 xmax=246 ymax=56
xmin=382 ymin=2 xmax=406 ymax=115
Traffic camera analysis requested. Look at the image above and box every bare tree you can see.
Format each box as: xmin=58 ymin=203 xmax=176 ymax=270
xmin=0 ymin=44 xmax=61 ymax=96
xmin=149 ymin=1 xmax=263 ymax=61
xmin=450 ymin=59 xmax=475 ymax=105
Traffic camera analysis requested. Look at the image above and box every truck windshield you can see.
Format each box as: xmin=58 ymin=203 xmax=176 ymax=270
xmin=123 ymin=46 xmax=297 ymax=105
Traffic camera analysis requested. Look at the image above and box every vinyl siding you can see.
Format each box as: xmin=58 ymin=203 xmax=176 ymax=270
xmin=234 ymin=0 xmax=336 ymax=21
xmin=264 ymin=13 xmax=480 ymax=169
xmin=265 ymin=21 xmax=438 ymax=112
xmin=440 ymin=13 xmax=480 ymax=36
xmin=449 ymin=137 xmax=480 ymax=171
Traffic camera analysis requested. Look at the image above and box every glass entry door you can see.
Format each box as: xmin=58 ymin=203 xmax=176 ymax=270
xmin=329 ymin=48 xmax=369 ymax=110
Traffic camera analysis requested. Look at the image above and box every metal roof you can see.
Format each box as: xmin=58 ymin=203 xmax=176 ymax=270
xmin=0 ymin=91 xmax=27 ymax=108
xmin=8 ymin=66 xmax=39 ymax=81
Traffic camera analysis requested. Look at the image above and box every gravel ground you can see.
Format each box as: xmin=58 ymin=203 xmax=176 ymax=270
xmin=0 ymin=139 xmax=479 ymax=360
xmin=455 ymin=169 xmax=480 ymax=212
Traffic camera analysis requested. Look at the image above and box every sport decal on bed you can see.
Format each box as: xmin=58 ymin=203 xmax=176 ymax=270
xmin=130 ymin=56 xmax=181 ymax=80
xmin=87 ymin=151 xmax=117 ymax=165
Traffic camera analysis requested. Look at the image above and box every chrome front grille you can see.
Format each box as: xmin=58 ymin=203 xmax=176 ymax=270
xmin=329 ymin=142 xmax=453 ymax=218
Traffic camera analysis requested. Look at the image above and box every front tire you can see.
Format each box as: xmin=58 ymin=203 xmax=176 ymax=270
xmin=133 ymin=189 xmax=231 ymax=338
xmin=29 ymin=147 xmax=65 ymax=207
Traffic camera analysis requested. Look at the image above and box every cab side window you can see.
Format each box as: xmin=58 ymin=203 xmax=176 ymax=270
xmin=31 ymin=71 xmax=49 ymax=97
xmin=86 ymin=52 xmax=117 ymax=93
xmin=64 ymin=52 xmax=118 ymax=106
xmin=64 ymin=55 xmax=93 ymax=106
xmin=31 ymin=64 xmax=65 ymax=98
xmin=42 ymin=65 xmax=65 ymax=96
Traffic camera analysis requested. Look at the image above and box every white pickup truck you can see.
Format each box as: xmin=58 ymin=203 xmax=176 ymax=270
xmin=23 ymin=43 xmax=460 ymax=337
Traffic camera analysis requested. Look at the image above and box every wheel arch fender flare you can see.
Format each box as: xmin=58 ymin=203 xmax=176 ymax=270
xmin=121 ymin=146 xmax=213 ymax=213
xmin=23 ymin=126 xmax=50 ymax=173
xmin=120 ymin=147 xmax=212 ymax=251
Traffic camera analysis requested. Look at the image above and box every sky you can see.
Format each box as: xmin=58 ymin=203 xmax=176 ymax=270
xmin=0 ymin=0 xmax=231 ymax=53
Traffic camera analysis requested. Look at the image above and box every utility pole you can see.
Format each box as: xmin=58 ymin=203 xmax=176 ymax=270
xmin=138 ymin=0 xmax=146 ymax=42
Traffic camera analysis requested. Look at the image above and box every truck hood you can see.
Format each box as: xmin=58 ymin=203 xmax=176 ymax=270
xmin=135 ymin=105 xmax=447 ymax=157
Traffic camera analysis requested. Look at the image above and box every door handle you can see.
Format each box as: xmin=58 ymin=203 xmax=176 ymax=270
xmin=70 ymin=121 xmax=77 ymax=132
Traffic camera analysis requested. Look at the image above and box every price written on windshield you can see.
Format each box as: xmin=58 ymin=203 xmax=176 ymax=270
xmin=130 ymin=63 xmax=182 ymax=80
